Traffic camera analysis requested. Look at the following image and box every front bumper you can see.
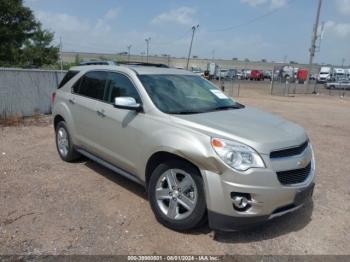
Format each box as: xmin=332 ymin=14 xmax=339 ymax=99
xmin=208 ymin=183 xmax=314 ymax=231
xmin=201 ymin=149 xmax=315 ymax=231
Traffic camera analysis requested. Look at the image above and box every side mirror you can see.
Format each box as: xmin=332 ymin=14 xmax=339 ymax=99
xmin=114 ymin=97 xmax=142 ymax=112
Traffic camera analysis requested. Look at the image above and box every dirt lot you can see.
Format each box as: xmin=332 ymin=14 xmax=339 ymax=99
xmin=1 ymin=85 xmax=350 ymax=255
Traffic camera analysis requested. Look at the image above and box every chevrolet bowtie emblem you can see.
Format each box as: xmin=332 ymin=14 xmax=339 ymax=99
xmin=297 ymin=159 xmax=308 ymax=168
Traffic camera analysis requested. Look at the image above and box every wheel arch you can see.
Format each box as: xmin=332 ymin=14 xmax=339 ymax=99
xmin=145 ymin=151 xmax=202 ymax=188
xmin=52 ymin=101 xmax=77 ymax=143
xmin=54 ymin=114 xmax=65 ymax=129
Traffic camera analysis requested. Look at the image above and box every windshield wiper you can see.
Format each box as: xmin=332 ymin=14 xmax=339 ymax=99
xmin=169 ymin=111 xmax=203 ymax=115
xmin=210 ymin=104 xmax=245 ymax=111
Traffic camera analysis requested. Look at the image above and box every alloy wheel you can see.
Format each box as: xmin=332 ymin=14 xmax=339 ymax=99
xmin=155 ymin=169 xmax=198 ymax=220
xmin=57 ymin=127 xmax=69 ymax=157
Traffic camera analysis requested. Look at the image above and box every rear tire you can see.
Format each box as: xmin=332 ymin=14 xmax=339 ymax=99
xmin=148 ymin=160 xmax=207 ymax=231
xmin=55 ymin=121 xmax=81 ymax=162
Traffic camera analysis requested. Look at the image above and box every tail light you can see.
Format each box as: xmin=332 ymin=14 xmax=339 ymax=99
xmin=52 ymin=92 xmax=56 ymax=104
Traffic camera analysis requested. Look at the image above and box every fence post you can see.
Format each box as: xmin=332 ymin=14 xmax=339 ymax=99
xmin=312 ymin=80 xmax=318 ymax=94
xmin=284 ymin=80 xmax=288 ymax=96
xmin=270 ymin=66 xmax=275 ymax=95
xmin=55 ymin=71 xmax=58 ymax=87
xmin=231 ymin=78 xmax=234 ymax=97
xmin=218 ymin=67 xmax=222 ymax=90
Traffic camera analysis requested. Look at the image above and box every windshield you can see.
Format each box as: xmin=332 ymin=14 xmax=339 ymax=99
xmin=139 ymin=74 xmax=242 ymax=114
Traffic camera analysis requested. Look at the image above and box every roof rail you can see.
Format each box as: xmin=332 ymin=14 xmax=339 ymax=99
xmin=119 ymin=61 xmax=169 ymax=68
xmin=79 ymin=61 xmax=118 ymax=66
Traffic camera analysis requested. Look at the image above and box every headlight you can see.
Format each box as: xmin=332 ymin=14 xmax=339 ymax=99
xmin=211 ymin=138 xmax=265 ymax=171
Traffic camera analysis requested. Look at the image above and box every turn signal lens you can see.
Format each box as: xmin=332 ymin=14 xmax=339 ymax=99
xmin=211 ymin=138 xmax=224 ymax=148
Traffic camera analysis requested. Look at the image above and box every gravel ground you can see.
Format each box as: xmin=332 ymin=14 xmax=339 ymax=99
xmin=0 ymin=87 xmax=349 ymax=255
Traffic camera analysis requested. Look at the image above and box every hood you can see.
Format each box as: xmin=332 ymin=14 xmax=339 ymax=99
xmin=171 ymin=107 xmax=307 ymax=155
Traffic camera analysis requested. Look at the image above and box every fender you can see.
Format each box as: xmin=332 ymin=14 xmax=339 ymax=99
xmin=140 ymin=127 xmax=225 ymax=181
xmin=53 ymin=98 xmax=78 ymax=145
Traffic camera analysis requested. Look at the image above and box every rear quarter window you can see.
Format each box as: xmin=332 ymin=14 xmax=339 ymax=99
xmin=58 ymin=71 xmax=80 ymax=89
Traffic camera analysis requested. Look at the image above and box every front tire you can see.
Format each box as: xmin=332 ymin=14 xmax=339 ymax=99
xmin=55 ymin=121 xmax=81 ymax=162
xmin=148 ymin=160 xmax=207 ymax=231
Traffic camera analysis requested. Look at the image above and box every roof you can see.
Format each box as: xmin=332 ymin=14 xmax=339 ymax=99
xmin=79 ymin=61 xmax=117 ymax=65
xmin=70 ymin=64 xmax=196 ymax=76
xmin=117 ymin=62 xmax=169 ymax=68
xmin=127 ymin=65 xmax=195 ymax=75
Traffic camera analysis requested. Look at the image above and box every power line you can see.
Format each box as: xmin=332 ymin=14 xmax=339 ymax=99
xmin=56 ymin=0 xmax=298 ymax=60
xmin=151 ymin=28 xmax=193 ymax=47
xmin=207 ymin=0 xmax=297 ymax=33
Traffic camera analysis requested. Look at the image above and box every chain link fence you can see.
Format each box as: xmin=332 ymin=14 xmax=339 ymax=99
xmin=211 ymin=78 xmax=350 ymax=99
xmin=1 ymin=67 xmax=348 ymax=120
xmin=0 ymin=68 xmax=66 ymax=118
xmin=270 ymin=79 xmax=350 ymax=97
xmin=211 ymin=78 xmax=271 ymax=98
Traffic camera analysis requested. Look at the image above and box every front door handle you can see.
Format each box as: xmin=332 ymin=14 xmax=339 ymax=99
xmin=96 ymin=109 xmax=106 ymax=118
xmin=68 ymin=98 xmax=75 ymax=105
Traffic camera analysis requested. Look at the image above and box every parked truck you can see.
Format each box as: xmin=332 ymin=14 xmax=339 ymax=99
xmin=345 ymin=69 xmax=350 ymax=79
xmin=250 ymin=70 xmax=264 ymax=81
xmin=207 ymin=62 xmax=218 ymax=80
xmin=274 ymin=66 xmax=298 ymax=82
xmin=317 ymin=66 xmax=332 ymax=83
xmin=297 ymin=69 xmax=309 ymax=84
xmin=333 ymin=68 xmax=346 ymax=81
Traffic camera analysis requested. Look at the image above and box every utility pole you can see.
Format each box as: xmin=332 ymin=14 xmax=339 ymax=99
xmin=186 ymin=24 xmax=199 ymax=70
xmin=306 ymin=0 xmax=322 ymax=85
xmin=59 ymin=36 xmax=63 ymax=71
xmin=127 ymin=45 xmax=132 ymax=63
xmin=341 ymin=58 xmax=345 ymax=67
xmin=145 ymin=37 xmax=151 ymax=63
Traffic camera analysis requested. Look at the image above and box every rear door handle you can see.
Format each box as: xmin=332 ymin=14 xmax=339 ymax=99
xmin=68 ymin=98 xmax=75 ymax=105
xmin=96 ymin=109 xmax=106 ymax=118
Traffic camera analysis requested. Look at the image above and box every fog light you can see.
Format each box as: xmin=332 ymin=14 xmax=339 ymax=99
xmin=233 ymin=196 xmax=248 ymax=208
xmin=231 ymin=193 xmax=251 ymax=211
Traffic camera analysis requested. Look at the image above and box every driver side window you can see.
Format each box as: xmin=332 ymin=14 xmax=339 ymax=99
xmin=106 ymin=72 xmax=141 ymax=104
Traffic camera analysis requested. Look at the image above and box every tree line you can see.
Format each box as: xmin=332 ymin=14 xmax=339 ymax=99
xmin=0 ymin=0 xmax=59 ymax=68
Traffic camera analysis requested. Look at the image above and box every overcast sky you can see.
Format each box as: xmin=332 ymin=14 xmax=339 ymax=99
xmin=25 ymin=0 xmax=350 ymax=65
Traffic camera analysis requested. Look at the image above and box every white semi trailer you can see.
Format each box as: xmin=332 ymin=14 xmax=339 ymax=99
xmin=333 ymin=68 xmax=346 ymax=80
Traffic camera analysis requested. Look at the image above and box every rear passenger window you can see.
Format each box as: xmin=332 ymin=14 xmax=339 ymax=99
xmin=77 ymin=71 xmax=108 ymax=100
xmin=58 ymin=70 xmax=79 ymax=89
xmin=106 ymin=73 xmax=141 ymax=103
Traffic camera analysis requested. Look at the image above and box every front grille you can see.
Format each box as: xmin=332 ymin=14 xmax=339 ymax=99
xmin=276 ymin=162 xmax=311 ymax=185
xmin=270 ymin=141 xmax=308 ymax=159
